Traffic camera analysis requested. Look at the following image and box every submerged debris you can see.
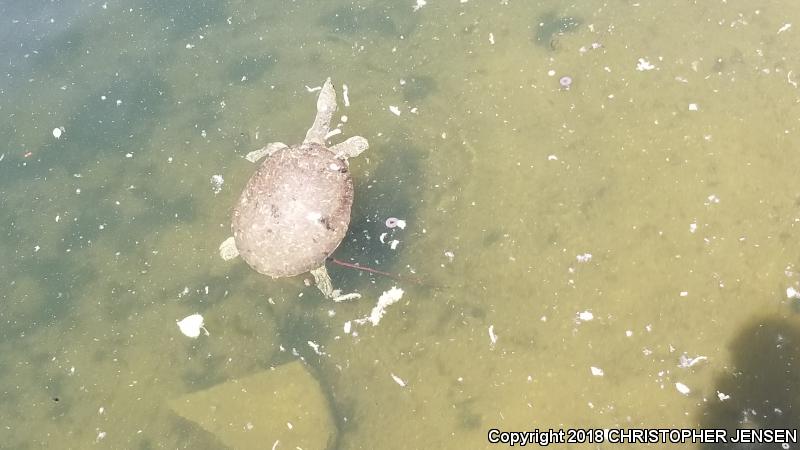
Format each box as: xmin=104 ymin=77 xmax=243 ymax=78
xmin=177 ymin=314 xmax=209 ymax=338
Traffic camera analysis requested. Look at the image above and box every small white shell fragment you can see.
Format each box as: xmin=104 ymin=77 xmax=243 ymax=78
xmin=391 ymin=373 xmax=407 ymax=387
xmin=688 ymin=103 xmax=699 ymax=111
xmin=636 ymin=58 xmax=656 ymax=71
xmin=52 ymin=127 xmax=64 ymax=139
xmin=488 ymin=325 xmax=498 ymax=345
xmin=717 ymin=391 xmax=730 ymax=401
xmin=389 ymin=105 xmax=402 ymax=116
xmin=389 ymin=239 xmax=400 ymax=250
xmin=590 ymin=366 xmax=604 ymax=376
xmin=577 ymin=311 xmax=594 ymax=322
xmin=675 ymin=382 xmax=691 ymax=395
xmin=177 ymin=314 xmax=209 ymax=338
xmin=218 ymin=236 xmax=239 ymax=260
xmin=576 ymin=253 xmax=592 ymax=263
xmin=342 ymin=84 xmax=350 ymax=107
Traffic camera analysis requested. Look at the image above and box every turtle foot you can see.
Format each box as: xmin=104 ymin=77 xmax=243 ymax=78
xmin=331 ymin=136 xmax=369 ymax=160
xmin=245 ymin=142 xmax=288 ymax=163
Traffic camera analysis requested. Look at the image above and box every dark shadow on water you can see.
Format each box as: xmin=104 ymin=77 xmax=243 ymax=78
xmin=534 ymin=11 xmax=581 ymax=51
xmin=699 ymin=316 xmax=800 ymax=449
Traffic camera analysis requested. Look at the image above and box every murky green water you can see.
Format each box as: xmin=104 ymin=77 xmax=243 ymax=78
xmin=3 ymin=0 xmax=800 ymax=448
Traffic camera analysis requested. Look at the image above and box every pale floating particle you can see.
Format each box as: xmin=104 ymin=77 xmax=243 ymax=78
xmin=577 ymin=311 xmax=594 ymax=322
xmin=395 ymin=219 xmax=407 ymax=229
xmin=379 ymin=232 xmax=388 ymax=243
xmin=389 ymin=239 xmax=400 ymax=250
xmin=547 ymin=154 xmax=558 ymax=161
xmin=340 ymin=115 xmax=348 ymax=123
xmin=777 ymin=23 xmax=792 ymax=34
xmin=240 ymin=76 xmax=247 ymax=82
xmin=307 ymin=340 xmax=324 ymax=356
xmin=409 ymin=107 xmax=418 ymax=114
xmin=98 ymin=407 xmax=105 ymax=414
xmin=706 ymin=194 xmax=720 ymax=204
xmin=412 ymin=0 xmax=426 ymax=11
xmin=305 ymin=85 xmax=322 ymax=93
xmin=391 ymin=373 xmax=407 ymax=387
xmin=444 ymin=251 xmax=455 ymax=262
xmin=675 ymin=382 xmax=691 ymax=395
xmin=55 ymin=215 xmax=60 ymax=222
xmin=441 ymin=132 xmax=447 ymax=139
xmin=678 ymin=354 xmax=708 ymax=368
xmin=576 ymin=253 xmax=592 ymax=263
xmin=185 ymin=43 xmax=194 ymax=49
xmin=625 ymin=330 xmax=633 ymax=337
xmin=245 ymin=422 xmax=254 ymax=431
xmin=101 ymin=2 xmax=107 ymax=9
xmin=689 ymin=222 xmax=697 ymax=233
xmin=787 ymin=287 xmax=800 ymax=299
xmin=389 ymin=105 xmax=402 ymax=116
xmin=125 ymin=153 xmax=133 ymax=158
xmin=52 ymin=127 xmax=64 ymax=139
xmin=590 ymin=366 xmax=604 ymax=376
xmin=34 ymin=245 xmax=40 ymax=252
xmin=210 ymin=174 xmax=224 ymax=194
xmin=679 ymin=291 xmax=688 ymax=297
xmin=96 ymin=431 xmax=107 ymax=442
xmin=201 ymin=129 xmax=207 ymax=138
xmin=115 ymin=99 xmax=122 ymax=106
xmin=75 ymin=188 xmax=81 ymax=194
xmin=286 ymin=422 xmax=293 ymax=430
xmin=488 ymin=325 xmax=498 ymax=345
xmin=645 ymin=324 xmax=652 ymax=332
xmin=342 ymin=84 xmax=350 ymax=107
xmin=177 ymin=314 xmax=209 ymax=338
xmin=343 ymin=321 xmax=352 ymax=334
xmin=488 ymin=33 xmax=495 ymax=45
xmin=688 ymin=103 xmax=699 ymax=111
xmin=636 ymin=58 xmax=656 ymax=71
xmin=547 ymin=69 xmax=556 ymax=76
xmin=717 ymin=391 xmax=730 ymax=401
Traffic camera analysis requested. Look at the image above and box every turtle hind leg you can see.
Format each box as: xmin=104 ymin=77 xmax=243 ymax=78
xmin=310 ymin=265 xmax=335 ymax=298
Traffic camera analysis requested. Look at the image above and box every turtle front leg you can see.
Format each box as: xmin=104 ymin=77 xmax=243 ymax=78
xmin=331 ymin=136 xmax=369 ymax=161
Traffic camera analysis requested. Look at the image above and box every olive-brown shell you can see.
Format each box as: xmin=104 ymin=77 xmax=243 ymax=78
xmin=232 ymin=143 xmax=353 ymax=277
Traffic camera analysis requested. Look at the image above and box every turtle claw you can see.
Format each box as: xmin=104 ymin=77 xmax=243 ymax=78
xmin=331 ymin=136 xmax=369 ymax=160
xmin=245 ymin=142 xmax=288 ymax=163
xmin=304 ymin=78 xmax=337 ymax=146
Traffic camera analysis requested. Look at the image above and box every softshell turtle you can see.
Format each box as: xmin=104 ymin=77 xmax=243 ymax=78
xmin=219 ymin=78 xmax=368 ymax=298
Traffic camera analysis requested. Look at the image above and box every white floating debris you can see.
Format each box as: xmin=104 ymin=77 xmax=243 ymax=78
xmin=96 ymin=431 xmax=107 ymax=442
xmin=52 ymin=127 xmax=64 ymax=139
xmin=185 ymin=43 xmax=195 ymax=49
xmin=577 ymin=311 xmax=594 ymax=322
xmin=488 ymin=33 xmax=495 ymax=45
xmin=305 ymin=85 xmax=322 ymax=92
xmin=391 ymin=373 xmax=407 ymax=387
xmin=705 ymin=194 xmax=720 ymax=204
xmin=547 ymin=69 xmax=556 ymax=77
xmin=547 ymin=154 xmax=558 ymax=161
xmin=340 ymin=115 xmax=348 ymax=123
xmin=488 ymin=325 xmax=498 ymax=345
xmin=116 ymin=99 xmax=122 ymax=106
xmin=357 ymin=287 xmax=404 ymax=326
xmin=625 ymin=330 xmax=633 ymax=337
xmin=389 ymin=105 xmax=402 ymax=116
xmin=333 ymin=292 xmax=361 ymax=303
xmin=444 ymin=251 xmax=455 ymax=262
xmin=778 ymin=23 xmax=792 ymax=34
xmin=576 ymin=253 xmax=592 ymax=263
xmin=688 ymin=103 xmax=699 ymax=111
xmin=590 ymin=366 xmax=604 ymax=376
xmin=177 ymin=314 xmax=209 ymax=338
xmin=342 ymin=84 xmax=350 ymax=107
xmin=636 ymin=58 xmax=656 ymax=71
xmin=343 ymin=321 xmax=352 ymax=334
xmin=689 ymin=222 xmax=697 ymax=233
xmin=307 ymin=340 xmax=325 ymax=356
xmin=679 ymin=291 xmax=688 ymax=297
xmin=787 ymin=287 xmax=800 ymax=299
xmin=412 ymin=0 xmax=426 ymax=11
xmin=210 ymin=174 xmax=224 ymax=194
xmin=675 ymin=382 xmax=691 ymax=395
xmin=717 ymin=391 xmax=730 ymax=401
xmin=678 ymin=353 xmax=708 ymax=368
xmin=324 ymin=128 xmax=342 ymax=139
xmin=389 ymin=239 xmax=400 ymax=250
xmin=379 ymin=232 xmax=388 ymax=243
